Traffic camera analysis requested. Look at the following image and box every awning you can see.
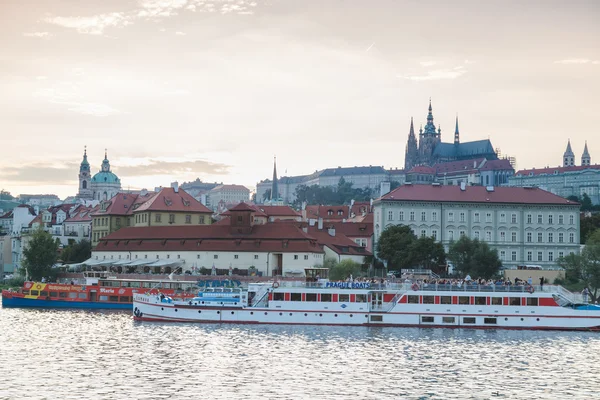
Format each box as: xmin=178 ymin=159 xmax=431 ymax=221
xmin=145 ymin=259 xmax=183 ymax=267
xmin=126 ymin=259 xmax=151 ymax=267
xmin=112 ymin=259 xmax=133 ymax=266
xmin=85 ymin=259 xmax=113 ymax=267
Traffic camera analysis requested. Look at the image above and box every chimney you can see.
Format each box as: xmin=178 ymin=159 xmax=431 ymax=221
xmin=328 ymin=227 xmax=336 ymax=236
xmin=171 ymin=181 xmax=179 ymax=193
xmin=460 ymin=181 xmax=466 ymax=191
xmin=318 ymin=217 xmax=323 ymax=230
xmin=302 ymin=226 xmax=308 ymax=234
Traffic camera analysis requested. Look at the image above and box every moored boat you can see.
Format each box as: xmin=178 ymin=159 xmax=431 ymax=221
xmin=133 ymin=268 xmax=600 ymax=331
xmin=1 ymin=272 xmax=199 ymax=309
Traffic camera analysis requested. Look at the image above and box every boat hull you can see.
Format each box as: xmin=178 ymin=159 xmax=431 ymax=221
xmin=132 ymin=298 xmax=600 ymax=331
xmin=2 ymin=294 xmax=131 ymax=310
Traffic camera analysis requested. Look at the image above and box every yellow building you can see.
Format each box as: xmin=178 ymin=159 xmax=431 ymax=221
xmin=91 ymin=186 xmax=212 ymax=246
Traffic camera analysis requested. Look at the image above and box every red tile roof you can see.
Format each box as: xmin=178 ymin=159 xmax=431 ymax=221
xmin=407 ymin=166 xmax=436 ymax=174
xmin=97 ymin=223 xmax=323 ymax=254
xmin=306 ymin=226 xmax=371 ymax=256
xmin=478 ymin=159 xmax=514 ymax=171
xmin=254 ymin=205 xmax=300 ymax=217
xmin=134 ymin=187 xmax=212 ymax=213
xmin=515 ymin=164 xmax=600 ymax=176
xmin=228 ymin=202 xmax=255 ymax=212
xmin=380 ymin=185 xmax=578 ymax=205
xmin=322 ymin=221 xmax=373 ymax=238
xmin=305 ymin=205 xmax=349 ymax=220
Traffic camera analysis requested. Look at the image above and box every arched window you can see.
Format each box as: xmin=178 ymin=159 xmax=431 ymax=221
xmin=82 ymin=180 xmax=87 ymax=189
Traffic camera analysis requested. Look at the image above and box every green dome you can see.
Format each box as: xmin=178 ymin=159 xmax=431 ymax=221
xmin=92 ymin=171 xmax=120 ymax=184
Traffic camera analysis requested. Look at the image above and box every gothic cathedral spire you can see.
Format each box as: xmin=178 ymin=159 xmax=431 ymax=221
xmin=582 ymin=141 xmax=591 ymax=166
xmin=563 ymin=139 xmax=575 ymax=167
xmin=405 ymin=117 xmax=419 ymax=170
xmin=270 ymin=156 xmax=279 ymax=201
xmin=454 ymin=115 xmax=460 ymax=144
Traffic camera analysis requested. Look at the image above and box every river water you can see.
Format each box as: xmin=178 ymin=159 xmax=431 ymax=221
xmin=1 ymin=306 xmax=599 ymax=400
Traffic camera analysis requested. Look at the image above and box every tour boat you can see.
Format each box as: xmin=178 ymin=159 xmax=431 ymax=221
xmin=132 ymin=269 xmax=600 ymax=331
xmin=1 ymin=272 xmax=200 ymax=309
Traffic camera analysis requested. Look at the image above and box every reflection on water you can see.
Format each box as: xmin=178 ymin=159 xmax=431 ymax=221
xmin=1 ymin=306 xmax=600 ymax=399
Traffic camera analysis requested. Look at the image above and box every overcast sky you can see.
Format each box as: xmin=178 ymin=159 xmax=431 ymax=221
xmin=1 ymin=0 xmax=599 ymax=199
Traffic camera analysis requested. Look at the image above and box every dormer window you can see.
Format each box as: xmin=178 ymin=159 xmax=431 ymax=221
xmin=328 ymin=210 xmax=333 ymax=216
xmin=337 ymin=210 xmax=343 ymax=216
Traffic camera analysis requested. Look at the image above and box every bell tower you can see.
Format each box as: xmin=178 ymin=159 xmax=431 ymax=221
xmin=77 ymin=146 xmax=93 ymax=199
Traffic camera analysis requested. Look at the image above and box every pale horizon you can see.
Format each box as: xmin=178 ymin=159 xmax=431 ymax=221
xmin=1 ymin=0 xmax=599 ymax=199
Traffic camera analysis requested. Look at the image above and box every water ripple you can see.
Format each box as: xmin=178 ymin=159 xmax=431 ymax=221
xmin=1 ymin=307 xmax=600 ymax=400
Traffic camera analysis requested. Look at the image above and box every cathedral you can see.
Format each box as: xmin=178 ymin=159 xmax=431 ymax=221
xmin=77 ymin=148 xmax=122 ymax=201
xmin=562 ymin=139 xmax=591 ymax=167
xmin=404 ymin=101 xmax=498 ymax=170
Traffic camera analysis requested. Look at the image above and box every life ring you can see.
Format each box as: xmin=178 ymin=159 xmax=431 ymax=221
xmin=272 ymin=282 xmax=280 ymax=289
xmin=526 ymin=285 xmax=534 ymax=294
xmin=36 ymin=284 xmax=42 ymax=290
xmin=411 ymin=283 xmax=419 ymax=291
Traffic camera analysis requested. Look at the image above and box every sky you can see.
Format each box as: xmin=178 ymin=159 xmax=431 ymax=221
xmin=1 ymin=0 xmax=599 ymax=199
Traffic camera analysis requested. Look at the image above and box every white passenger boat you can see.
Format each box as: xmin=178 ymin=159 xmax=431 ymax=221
xmin=132 ymin=268 xmax=600 ymax=331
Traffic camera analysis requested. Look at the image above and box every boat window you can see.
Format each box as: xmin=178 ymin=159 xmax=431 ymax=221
xmin=102 ymin=281 xmax=120 ymax=287
xmin=123 ymin=281 xmax=141 ymax=288
xmin=459 ymin=296 xmax=470 ymax=305
xmin=321 ymin=293 xmax=332 ymax=302
xmin=338 ymin=294 xmax=350 ymax=302
xmin=49 ymin=292 xmax=58 ymax=298
xmin=109 ymin=296 xmax=119 ymax=302
xmin=273 ymin=292 xmax=284 ymax=301
xmin=510 ymin=297 xmax=521 ymax=306
xmin=440 ymin=296 xmax=452 ymax=304
xmin=290 ymin=293 xmax=301 ymax=301
xmin=442 ymin=317 xmax=455 ymax=323
xmin=30 ymin=290 xmax=39 ymax=296
xmin=474 ymin=297 xmax=486 ymax=305
xmin=142 ymin=282 xmax=153 ymax=288
xmin=407 ymin=295 xmax=419 ymax=304
xmin=526 ymin=298 xmax=539 ymax=306
xmin=69 ymin=292 xmax=77 ymax=299
xmin=463 ymin=317 xmax=476 ymax=324
xmin=491 ymin=297 xmax=502 ymax=305
xmin=484 ymin=317 xmax=497 ymax=324
xmin=99 ymin=296 xmax=109 ymax=301
xmin=59 ymin=292 xmax=67 ymax=298
xmin=421 ymin=316 xmax=434 ymax=323
xmin=355 ymin=294 xmax=367 ymax=303
xmin=22 ymin=290 xmax=30 ymax=295
xmin=40 ymin=291 xmax=48 ymax=297
xmin=370 ymin=315 xmax=383 ymax=322
xmin=423 ymin=296 xmax=434 ymax=304
xmin=119 ymin=296 xmax=129 ymax=302
xmin=78 ymin=293 xmax=87 ymax=299
xmin=305 ymin=293 xmax=317 ymax=302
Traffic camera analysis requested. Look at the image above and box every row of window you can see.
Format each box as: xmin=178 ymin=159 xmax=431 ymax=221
xmin=412 ymin=229 xmax=576 ymax=244
xmin=420 ymin=316 xmax=499 ymax=325
xmin=271 ymin=293 xmax=369 ymax=302
xmin=406 ymin=295 xmax=539 ymax=306
xmin=387 ymin=210 xmax=576 ymax=225
xmin=499 ymin=250 xmax=574 ymax=262
xmin=97 ymin=253 xmax=315 ymax=261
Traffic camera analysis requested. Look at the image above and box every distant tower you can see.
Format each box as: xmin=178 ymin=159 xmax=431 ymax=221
xmin=77 ymin=146 xmax=93 ymax=199
xmin=563 ymin=140 xmax=575 ymax=167
xmin=454 ymin=115 xmax=460 ymax=145
xmin=404 ymin=117 xmax=419 ymax=170
xmin=581 ymin=141 xmax=591 ymax=166
xmin=418 ymin=99 xmax=438 ymax=166
xmin=270 ymin=156 xmax=279 ymax=202
xmin=101 ymin=149 xmax=111 ymax=172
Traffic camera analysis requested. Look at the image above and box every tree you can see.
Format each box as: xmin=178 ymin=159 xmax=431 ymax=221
xmin=581 ymin=193 xmax=593 ymax=211
xmin=410 ymin=236 xmax=446 ymax=272
xmin=566 ymin=195 xmax=579 ymax=203
xmin=580 ymin=213 xmax=600 ymax=244
xmin=0 ymin=189 xmax=14 ymax=201
xmin=376 ymin=225 xmax=417 ymax=270
xmin=61 ymin=240 xmax=92 ymax=264
xmin=329 ymin=259 xmax=363 ymax=281
xmin=558 ymin=229 xmax=600 ymax=303
xmin=21 ymin=228 xmax=59 ymax=281
xmin=447 ymin=236 xmax=501 ymax=279
xmin=261 ymin=189 xmax=271 ymax=202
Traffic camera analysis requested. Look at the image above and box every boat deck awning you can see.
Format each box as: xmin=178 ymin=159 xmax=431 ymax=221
xmin=83 ymin=259 xmax=113 ymax=267
xmin=112 ymin=259 xmax=133 ymax=266
xmin=145 ymin=259 xmax=183 ymax=267
xmin=126 ymin=259 xmax=151 ymax=267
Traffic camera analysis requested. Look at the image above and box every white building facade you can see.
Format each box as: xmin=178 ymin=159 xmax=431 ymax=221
xmin=206 ymin=184 xmax=250 ymax=211
xmin=373 ymin=185 xmax=580 ymax=269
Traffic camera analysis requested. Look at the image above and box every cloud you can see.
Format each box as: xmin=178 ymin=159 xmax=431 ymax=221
xmin=400 ymin=66 xmax=467 ymax=81
xmin=23 ymin=32 xmax=50 ymax=38
xmin=2 ymin=163 xmax=78 ymax=184
xmin=554 ymin=59 xmax=599 ymax=65
xmin=43 ymin=0 xmax=258 ymax=35
xmin=116 ymin=159 xmax=231 ymax=177
xmin=175 ymin=31 xmax=186 ymax=35
xmin=419 ymin=60 xmax=436 ymax=67
xmin=34 ymin=83 xmax=122 ymax=117
xmin=44 ymin=12 xmax=133 ymax=35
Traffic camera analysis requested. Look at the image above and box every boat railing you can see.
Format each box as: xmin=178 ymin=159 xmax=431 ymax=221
xmin=250 ymin=286 xmax=270 ymax=308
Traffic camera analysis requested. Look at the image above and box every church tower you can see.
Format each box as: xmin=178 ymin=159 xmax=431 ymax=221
xmin=404 ymin=117 xmax=419 ymax=170
xmin=581 ymin=141 xmax=591 ymax=166
xmin=77 ymin=146 xmax=93 ymax=199
xmin=563 ymin=140 xmax=575 ymax=167
xmin=418 ymin=99 xmax=438 ymax=166
xmin=454 ymin=116 xmax=460 ymax=145
xmin=270 ymin=156 xmax=280 ymax=203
